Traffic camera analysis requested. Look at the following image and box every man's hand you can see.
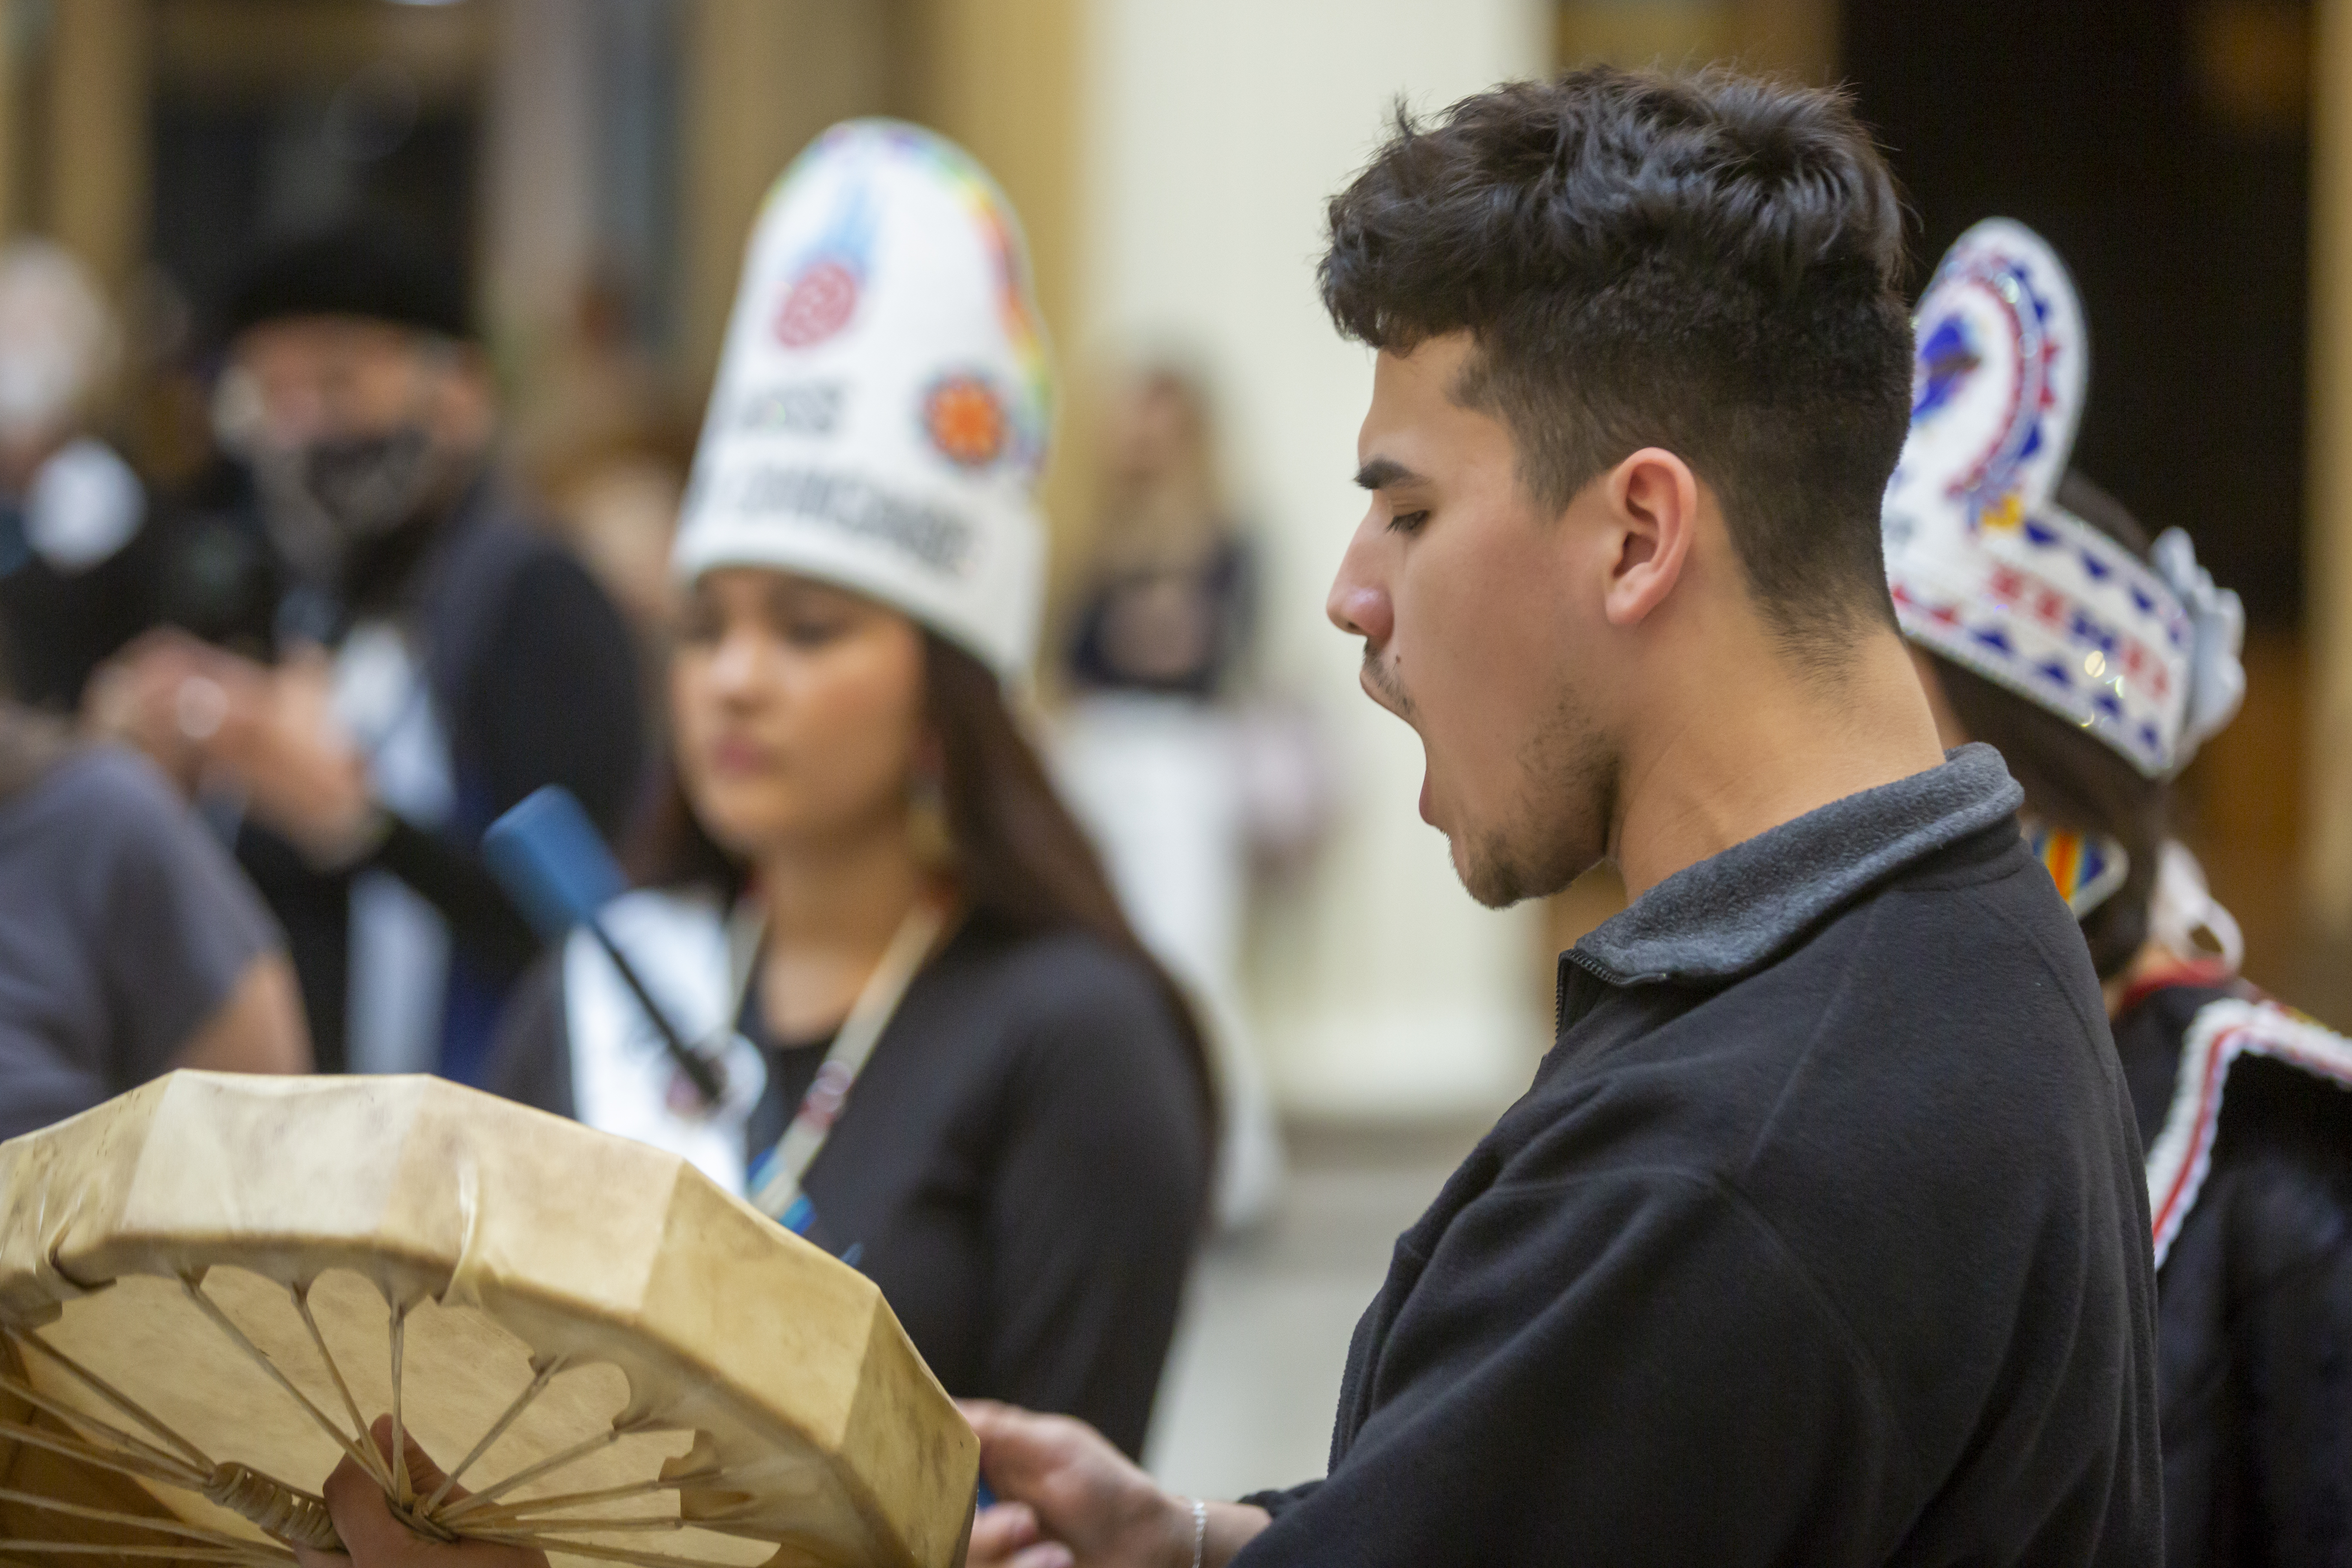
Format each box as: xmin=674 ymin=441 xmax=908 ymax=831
xmin=203 ymin=641 xmax=380 ymax=863
xmin=84 ymin=630 xmax=211 ymax=794
xmin=292 ymin=1417 xmax=545 ymax=1568
xmin=96 ymin=631 xmax=380 ymax=863
xmin=961 ymin=1401 xmax=1269 ymax=1568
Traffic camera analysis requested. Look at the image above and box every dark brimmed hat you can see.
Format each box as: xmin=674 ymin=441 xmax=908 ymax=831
xmin=220 ymin=217 xmax=472 ymax=344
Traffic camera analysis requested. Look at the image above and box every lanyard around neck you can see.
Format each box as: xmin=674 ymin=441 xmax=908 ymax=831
xmin=745 ymin=898 xmax=948 ymax=1228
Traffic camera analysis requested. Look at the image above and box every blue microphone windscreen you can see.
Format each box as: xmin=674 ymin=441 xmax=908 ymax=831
xmin=481 ymin=786 xmax=630 ymax=939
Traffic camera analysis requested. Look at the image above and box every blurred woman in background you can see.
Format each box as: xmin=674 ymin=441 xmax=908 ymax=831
xmin=1067 ymin=367 xmax=1251 ymax=702
xmin=490 ymin=121 xmax=1211 ymax=1459
xmin=1057 ymin=364 xmax=1289 ymax=1229
xmin=1887 ymin=219 xmax=2351 ymax=1567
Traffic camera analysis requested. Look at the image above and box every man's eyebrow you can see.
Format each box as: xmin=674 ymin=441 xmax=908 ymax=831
xmin=1354 ymin=457 xmax=1422 ymax=491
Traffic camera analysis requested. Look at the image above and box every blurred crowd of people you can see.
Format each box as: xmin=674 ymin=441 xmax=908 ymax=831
xmin=0 ymin=207 xmax=1300 ymax=1112
xmin=0 ymin=119 xmax=1314 ymax=1459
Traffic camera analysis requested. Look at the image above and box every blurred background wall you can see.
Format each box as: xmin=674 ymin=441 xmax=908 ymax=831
xmin=1 ymin=0 xmax=2346 ymax=1121
xmin=1077 ymin=0 xmax=1553 ymax=1118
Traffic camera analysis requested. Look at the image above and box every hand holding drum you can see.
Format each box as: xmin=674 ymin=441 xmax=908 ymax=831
xmin=276 ymin=1418 xmax=539 ymax=1568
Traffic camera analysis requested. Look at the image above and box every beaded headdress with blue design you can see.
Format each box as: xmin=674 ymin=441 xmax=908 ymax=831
xmin=1883 ymin=219 xmax=2244 ymax=779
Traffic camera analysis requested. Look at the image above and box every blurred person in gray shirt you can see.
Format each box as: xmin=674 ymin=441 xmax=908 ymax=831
xmin=0 ymin=706 xmax=308 ymax=1139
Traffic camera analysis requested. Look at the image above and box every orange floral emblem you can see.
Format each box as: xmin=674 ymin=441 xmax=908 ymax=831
xmin=923 ymin=375 xmax=1007 ymax=469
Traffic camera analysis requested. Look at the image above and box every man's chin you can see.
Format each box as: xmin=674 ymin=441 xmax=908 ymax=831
xmin=1452 ymin=825 xmax=1591 ymax=911
xmin=1450 ymin=832 xmax=1527 ymax=911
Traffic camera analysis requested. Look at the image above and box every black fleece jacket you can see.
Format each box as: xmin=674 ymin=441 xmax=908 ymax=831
xmin=2115 ymin=978 xmax=2352 ymax=1568
xmin=1237 ymin=745 xmax=2161 ymax=1567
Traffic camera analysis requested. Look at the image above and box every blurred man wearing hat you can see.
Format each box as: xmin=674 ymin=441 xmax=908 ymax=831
xmin=105 ymin=220 xmax=643 ymax=1084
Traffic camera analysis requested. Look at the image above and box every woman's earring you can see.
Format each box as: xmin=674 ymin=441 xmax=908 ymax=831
xmin=908 ymin=765 xmax=957 ymax=871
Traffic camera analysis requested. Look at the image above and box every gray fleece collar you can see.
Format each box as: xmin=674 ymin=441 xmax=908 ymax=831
xmin=1571 ymin=743 xmax=2024 ymax=986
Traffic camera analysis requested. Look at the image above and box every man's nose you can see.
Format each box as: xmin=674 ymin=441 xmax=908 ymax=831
xmin=1327 ymin=537 xmax=1394 ymax=644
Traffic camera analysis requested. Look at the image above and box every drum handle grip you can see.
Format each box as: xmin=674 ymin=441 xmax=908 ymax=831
xmin=206 ymin=1460 xmax=343 ymax=1551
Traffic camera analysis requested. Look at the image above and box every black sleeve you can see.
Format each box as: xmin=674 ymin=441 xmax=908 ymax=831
xmin=1237 ymin=1482 xmax=1319 ymax=1519
xmin=2238 ymin=1168 xmax=2352 ymax=1565
xmin=467 ymin=552 xmax=644 ymax=837
xmin=978 ymin=957 xmax=1210 ymax=1458
xmin=1233 ymin=1173 xmax=1913 ymax=1568
xmin=484 ymin=956 xmax=577 ymax=1117
xmin=367 ymin=818 xmax=537 ymax=971
xmin=363 ymin=553 xmax=644 ymax=972
xmin=86 ymin=750 xmax=282 ymax=1083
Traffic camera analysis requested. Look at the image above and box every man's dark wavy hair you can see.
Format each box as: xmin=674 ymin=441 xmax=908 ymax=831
xmin=1320 ymin=66 xmax=1914 ymax=657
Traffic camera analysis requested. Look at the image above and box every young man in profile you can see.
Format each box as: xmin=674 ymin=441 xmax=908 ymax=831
xmin=962 ymin=66 xmax=2161 ymax=1568
xmin=299 ymin=65 xmax=2161 ymax=1568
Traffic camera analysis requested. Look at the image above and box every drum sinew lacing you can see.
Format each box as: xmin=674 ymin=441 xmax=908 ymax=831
xmin=0 ymin=1272 xmax=757 ymax=1567
xmin=0 ymin=1073 xmax=974 ymax=1568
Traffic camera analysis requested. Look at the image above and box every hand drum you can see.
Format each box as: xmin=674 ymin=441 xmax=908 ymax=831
xmin=0 ymin=1073 xmax=975 ymax=1567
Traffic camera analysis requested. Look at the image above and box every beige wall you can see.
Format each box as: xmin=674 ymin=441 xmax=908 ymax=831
xmin=894 ymin=0 xmax=1082 ymax=362
xmin=680 ymin=0 xmax=894 ymax=389
xmin=48 ymin=0 xmax=149 ymax=288
xmin=0 ymin=4 xmax=22 ymax=239
xmin=1556 ymin=0 xmax=1836 ymax=81
xmin=483 ymin=0 xmax=598 ymax=346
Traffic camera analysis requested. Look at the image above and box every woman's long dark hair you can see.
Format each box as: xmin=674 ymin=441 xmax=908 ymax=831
xmin=1928 ymin=471 xmax=2169 ymax=979
xmin=629 ymin=630 xmax=1219 ymax=1154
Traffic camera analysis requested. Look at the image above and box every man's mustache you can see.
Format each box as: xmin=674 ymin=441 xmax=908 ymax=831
xmin=1361 ymin=647 xmax=1414 ymax=719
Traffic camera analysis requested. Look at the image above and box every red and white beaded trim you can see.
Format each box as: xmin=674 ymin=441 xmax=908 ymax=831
xmin=2146 ymin=996 xmax=2352 ymax=1269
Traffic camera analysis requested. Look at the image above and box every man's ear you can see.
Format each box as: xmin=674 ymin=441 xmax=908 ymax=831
xmin=1600 ymin=448 xmax=1699 ymax=627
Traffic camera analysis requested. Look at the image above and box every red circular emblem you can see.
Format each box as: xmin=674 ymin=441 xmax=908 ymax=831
xmin=923 ymin=375 xmax=1007 ymax=469
xmin=773 ymin=258 xmax=859 ymax=348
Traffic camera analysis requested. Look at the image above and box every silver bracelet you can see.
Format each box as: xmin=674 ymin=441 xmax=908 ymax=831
xmin=1187 ymin=1497 xmax=1208 ymax=1568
